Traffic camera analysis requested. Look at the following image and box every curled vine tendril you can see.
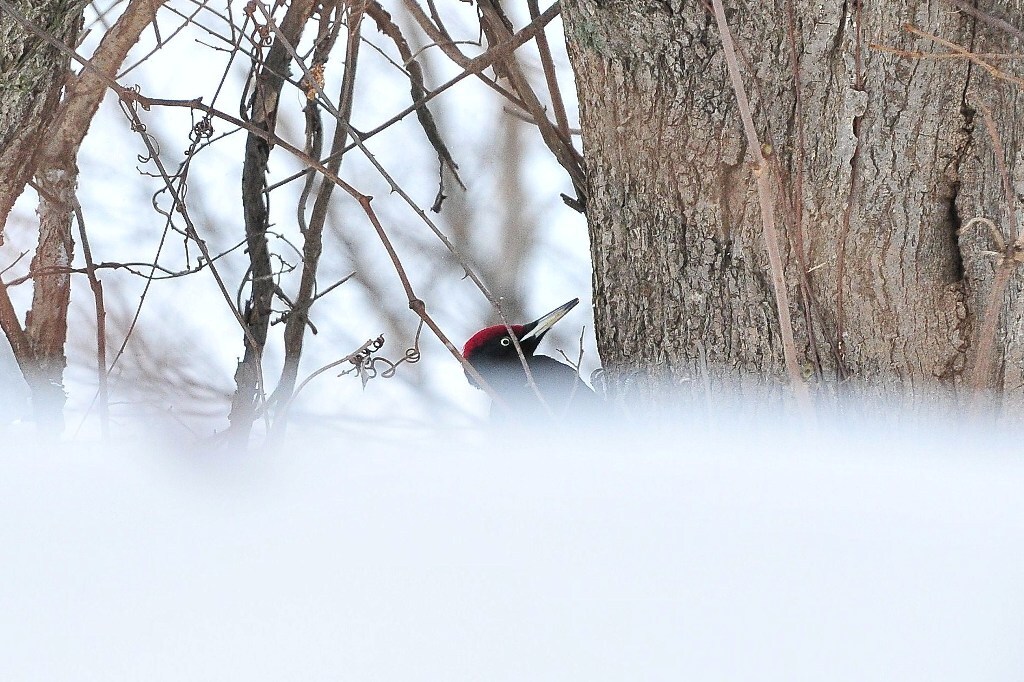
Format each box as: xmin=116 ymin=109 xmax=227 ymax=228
xmin=339 ymin=321 xmax=424 ymax=387
xmin=244 ymin=1 xmax=274 ymax=51
xmin=189 ymin=115 xmax=215 ymax=146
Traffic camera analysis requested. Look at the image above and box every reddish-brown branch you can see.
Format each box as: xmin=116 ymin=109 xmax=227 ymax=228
xmin=476 ymin=1 xmax=585 ymax=202
xmin=229 ymin=0 xmax=317 ymax=445
xmin=270 ymin=1 xmax=362 ymax=438
xmin=0 ymin=283 xmax=38 ymax=380
xmin=978 ymin=105 xmax=1019 ymax=244
xmin=72 ymin=199 xmax=109 ymax=440
xmin=354 ymin=195 xmax=509 ymax=409
xmin=970 ymin=257 xmax=1014 ymax=395
xmin=266 ymin=2 xmax=563 ymax=194
xmin=527 ymin=0 xmax=570 ymax=138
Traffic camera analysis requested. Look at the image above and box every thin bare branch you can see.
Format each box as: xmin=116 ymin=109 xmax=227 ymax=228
xmin=476 ymin=0 xmax=585 ymax=204
xmin=270 ymin=0 xmax=362 ymax=438
xmin=944 ymin=0 xmax=1024 ymax=44
xmin=72 ymin=198 xmax=109 ymax=440
xmin=901 ymin=23 xmax=1024 ymax=88
xmin=266 ymin=2 xmax=563 ymax=194
xmin=711 ymin=0 xmax=810 ymax=410
xmin=228 ymin=0 xmax=316 ymax=445
xmin=526 ymin=0 xmax=570 ymax=138
xmin=364 ymin=1 xmax=464 ymax=203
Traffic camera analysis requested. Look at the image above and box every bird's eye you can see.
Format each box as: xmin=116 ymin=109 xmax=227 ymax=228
xmin=500 ymin=337 xmax=511 ymax=347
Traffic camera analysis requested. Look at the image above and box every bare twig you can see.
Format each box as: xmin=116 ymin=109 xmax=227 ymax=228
xmin=117 ymin=101 xmax=256 ymax=341
xmin=978 ymin=104 xmax=1019 ymax=243
xmin=555 ymin=326 xmax=588 ymax=412
xmin=263 ymin=0 xmax=564 ymax=196
xmin=476 ymin=0 xmax=585 ymax=204
xmin=944 ymin=0 xmax=1024 ymax=44
xmin=402 ymin=0 xmax=531 ymax=114
xmin=363 ymin=1 xmax=464 ymax=207
xmin=269 ymin=0 xmax=361 ymax=439
xmin=72 ymin=198 xmax=109 ymax=440
xmin=711 ymin=0 xmax=810 ymax=410
xmin=228 ymin=0 xmax=316 ymax=445
xmin=900 ymin=24 xmax=1024 ymax=88
xmin=526 ymin=0 xmax=570 ymax=138
xmin=0 ymin=252 xmax=29 ymax=278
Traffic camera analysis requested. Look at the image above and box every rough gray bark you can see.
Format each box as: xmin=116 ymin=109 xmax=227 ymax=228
xmin=0 ymin=1 xmax=83 ymax=240
xmin=561 ymin=0 xmax=1024 ymax=407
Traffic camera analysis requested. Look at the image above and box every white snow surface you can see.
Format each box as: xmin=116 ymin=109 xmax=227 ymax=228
xmin=1 ymin=412 xmax=1022 ymax=681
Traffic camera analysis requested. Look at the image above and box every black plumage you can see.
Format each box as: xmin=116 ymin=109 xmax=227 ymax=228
xmin=462 ymin=299 xmax=597 ymax=417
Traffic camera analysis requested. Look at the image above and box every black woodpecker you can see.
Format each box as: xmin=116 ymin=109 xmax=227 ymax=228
xmin=462 ymin=298 xmax=596 ymax=416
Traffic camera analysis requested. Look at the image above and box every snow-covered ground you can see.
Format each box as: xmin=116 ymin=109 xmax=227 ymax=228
xmin=2 ymin=411 xmax=1021 ymax=681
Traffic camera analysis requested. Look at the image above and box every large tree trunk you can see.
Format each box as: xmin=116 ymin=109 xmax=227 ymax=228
xmin=561 ymin=0 xmax=1023 ymax=408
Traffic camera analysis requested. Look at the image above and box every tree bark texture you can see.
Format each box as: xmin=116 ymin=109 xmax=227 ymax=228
xmin=0 ymin=0 xmax=82 ymax=240
xmin=560 ymin=0 xmax=1024 ymax=405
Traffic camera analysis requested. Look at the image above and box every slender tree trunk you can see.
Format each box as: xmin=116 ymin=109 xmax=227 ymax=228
xmin=1 ymin=0 xmax=166 ymax=431
xmin=26 ymin=165 xmax=76 ymax=430
xmin=561 ymin=0 xmax=1024 ymax=408
xmin=228 ymin=0 xmax=316 ymax=444
xmin=269 ymin=2 xmax=354 ymax=443
xmin=0 ymin=1 xmax=84 ymax=429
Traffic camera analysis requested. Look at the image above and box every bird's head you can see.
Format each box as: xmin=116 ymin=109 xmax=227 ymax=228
xmin=462 ymin=298 xmax=579 ymax=389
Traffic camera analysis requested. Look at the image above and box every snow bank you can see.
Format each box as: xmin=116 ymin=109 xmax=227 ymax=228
xmin=1 ymin=413 xmax=1021 ymax=681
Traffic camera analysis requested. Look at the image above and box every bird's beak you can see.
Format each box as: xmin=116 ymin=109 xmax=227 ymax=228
xmin=521 ymin=298 xmax=580 ymax=342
